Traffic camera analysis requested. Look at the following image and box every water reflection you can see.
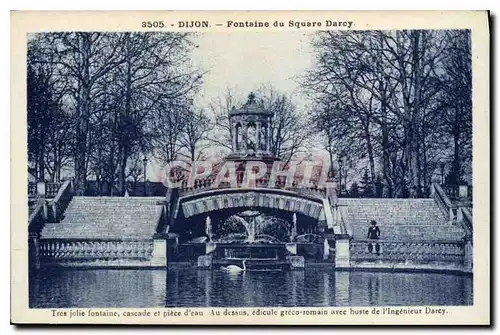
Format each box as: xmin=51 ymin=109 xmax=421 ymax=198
xmin=30 ymin=267 xmax=473 ymax=308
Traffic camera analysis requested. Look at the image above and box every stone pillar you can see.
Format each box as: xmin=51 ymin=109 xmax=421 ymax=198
xmin=151 ymin=234 xmax=167 ymax=267
xmin=36 ymin=181 xmax=46 ymax=197
xmin=459 ymin=185 xmax=468 ymax=198
xmin=335 ymin=235 xmax=350 ymax=269
xmin=457 ymin=207 xmax=464 ymax=222
xmin=241 ymin=122 xmax=248 ymax=151
xmin=51 ymin=202 xmax=58 ymax=222
xmin=285 ymin=242 xmax=297 ymax=255
xmin=42 ymin=201 xmax=49 ymax=221
xmin=256 ymin=121 xmax=261 ymax=153
xmin=430 ymin=183 xmax=435 ymax=197
xmin=267 ymin=117 xmax=272 ymax=151
xmin=449 ymin=207 xmax=455 ymax=222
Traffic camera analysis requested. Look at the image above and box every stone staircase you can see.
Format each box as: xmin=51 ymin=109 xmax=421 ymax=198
xmin=41 ymin=197 xmax=165 ymax=240
xmin=338 ymin=198 xmax=466 ymax=241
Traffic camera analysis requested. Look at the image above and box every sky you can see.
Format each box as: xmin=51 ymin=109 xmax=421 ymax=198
xmin=191 ymin=31 xmax=316 ymax=111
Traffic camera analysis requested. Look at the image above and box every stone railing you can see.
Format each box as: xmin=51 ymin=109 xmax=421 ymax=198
xmin=28 ymin=200 xmax=47 ymax=231
xmin=28 ymin=182 xmax=37 ymax=196
xmin=459 ymin=207 xmax=473 ymax=238
xmin=178 ymin=177 xmax=327 ymax=199
xmin=350 ymin=239 xmax=465 ymax=265
xmin=28 ymin=181 xmax=64 ymax=198
xmin=441 ymin=184 xmax=473 ymax=200
xmin=432 ymin=183 xmax=473 ymax=241
xmin=46 ymin=182 xmax=63 ymax=197
xmin=48 ymin=179 xmax=73 ymax=222
xmin=432 ymin=183 xmax=456 ymax=221
xmin=39 ymin=239 xmax=154 ymax=263
xmin=154 ymin=202 xmax=169 ymax=235
xmin=333 ymin=205 xmax=350 ymax=236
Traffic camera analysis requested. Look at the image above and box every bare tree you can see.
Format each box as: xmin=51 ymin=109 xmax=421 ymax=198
xmin=257 ymin=85 xmax=309 ymax=164
xmin=28 ymin=32 xmax=202 ymax=195
xmin=28 ymin=37 xmax=72 ymax=182
xmin=178 ymin=108 xmax=211 ymax=164
xmin=440 ymin=30 xmax=472 ymax=184
xmin=207 ymin=87 xmax=241 ymax=152
xmin=32 ymin=33 xmax=127 ymax=194
xmin=303 ymin=29 xmax=471 ymax=198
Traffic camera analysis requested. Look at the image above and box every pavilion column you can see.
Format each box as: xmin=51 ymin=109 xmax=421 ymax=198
xmin=231 ymin=123 xmax=237 ymax=152
xmin=267 ymin=117 xmax=272 ymax=152
xmin=241 ymin=122 xmax=248 ymax=150
xmin=256 ymin=121 xmax=261 ymax=152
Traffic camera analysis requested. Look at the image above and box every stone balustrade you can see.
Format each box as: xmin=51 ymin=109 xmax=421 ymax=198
xmin=28 ymin=182 xmax=37 ymax=196
xmin=350 ymin=239 xmax=465 ymax=265
xmin=441 ymin=184 xmax=473 ymax=200
xmin=28 ymin=181 xmax=63 ymax=198
xmin=39 ymin=239 xmax=154 ymax=263
xmin=177 ymin=177 xmax=327 ymax=199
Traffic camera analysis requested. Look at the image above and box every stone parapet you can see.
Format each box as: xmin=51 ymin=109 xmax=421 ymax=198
xmin=38 ymin=239 xmax=157 ymax=268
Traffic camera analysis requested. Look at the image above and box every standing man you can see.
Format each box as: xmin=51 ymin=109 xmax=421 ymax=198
xmin=367 ymin=220 xmax=381 ymax=255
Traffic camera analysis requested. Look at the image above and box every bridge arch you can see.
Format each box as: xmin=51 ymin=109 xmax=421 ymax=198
xmin=174 ymin=188 xmax=329 ymax=222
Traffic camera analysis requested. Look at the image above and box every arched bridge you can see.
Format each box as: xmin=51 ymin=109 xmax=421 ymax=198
xmin=173 ymin=186 xmax=335 ymax=225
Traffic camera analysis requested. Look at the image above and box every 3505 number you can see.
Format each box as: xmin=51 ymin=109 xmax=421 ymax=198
xmin=142 ymin=21 xmax=165 ymax=28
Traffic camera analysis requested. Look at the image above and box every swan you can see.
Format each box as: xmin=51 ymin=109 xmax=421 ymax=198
xmin=221 ymin=260 xmax=247 ymax=273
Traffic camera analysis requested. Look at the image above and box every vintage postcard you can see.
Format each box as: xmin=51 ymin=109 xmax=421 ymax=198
xmin=11 ymin=11 xmax=490 ymax=325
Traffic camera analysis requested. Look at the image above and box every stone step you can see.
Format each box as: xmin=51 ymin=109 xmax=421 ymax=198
xmin=338 ymin=198 xmax=462 ymax=241
xmin=41 ymin=197 xmax=164 ymax=240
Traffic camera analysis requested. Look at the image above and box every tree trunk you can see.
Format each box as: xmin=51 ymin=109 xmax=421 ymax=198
xmin=410 ymin=31 xmax=423 ymax=198
xmin=117 ymin=40 xmax=133 ymax=196
xmin=74 ymin=34 xmax=92 ymax=195
xmin=364 ymin=122 xmax=376 ymax=195
xmin=117 ymin=148 xmax=127 ymax=196
xmin=380 ymin=101 xmax=393 ymax=197
xmin=453 ymin=115 xmax=461 ymax=184
xmin=37 ymin=143 xmax=45 ymax=181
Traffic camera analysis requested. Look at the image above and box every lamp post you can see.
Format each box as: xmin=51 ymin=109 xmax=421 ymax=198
xmin=143 ymin=156 xmax=148 ymax=196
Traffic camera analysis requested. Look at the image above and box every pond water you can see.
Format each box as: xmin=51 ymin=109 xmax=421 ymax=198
xmin=29 ymin=267 xmax=472 ymax=308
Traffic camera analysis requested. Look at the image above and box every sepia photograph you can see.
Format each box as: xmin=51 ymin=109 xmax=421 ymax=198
xmin=11 ymin=10 xmax=489 ymax=325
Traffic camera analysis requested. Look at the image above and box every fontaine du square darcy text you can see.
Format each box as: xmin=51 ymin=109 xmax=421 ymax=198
xmin=175 ymin=20 xmax=354 ymax=29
